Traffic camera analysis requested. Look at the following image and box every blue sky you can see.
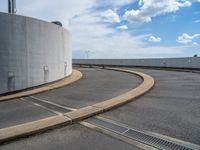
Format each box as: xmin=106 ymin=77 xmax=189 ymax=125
xmin=0 ymin=0 xmax=200 ymax=58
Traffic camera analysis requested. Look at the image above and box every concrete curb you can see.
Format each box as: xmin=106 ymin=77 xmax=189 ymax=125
xmin=0 ymin=67 xmax=155 ymax=144
xmin=0 ymin=70 xmax=83 ymax=102
xmin=0 ymin=115 xmax=72 ymax=144
xmin=64 ymin=67 xmax=155 ymax=121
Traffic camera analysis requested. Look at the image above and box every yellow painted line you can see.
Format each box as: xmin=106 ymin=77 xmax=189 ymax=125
xmin=0 ymin=69 xmax=82 ymax=102
xmin=0 ymin=68 xmax=154 ymax=144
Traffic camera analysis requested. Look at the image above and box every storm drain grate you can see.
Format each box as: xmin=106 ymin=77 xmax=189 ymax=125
xmin=86 ymin=117 xmax=200 ymax=150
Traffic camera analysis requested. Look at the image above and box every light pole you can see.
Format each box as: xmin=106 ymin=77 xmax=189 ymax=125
xmin=85 ymin=50 xmax=90 ymax=59
xmin=8 ymin=0 xmax=17 ymax=14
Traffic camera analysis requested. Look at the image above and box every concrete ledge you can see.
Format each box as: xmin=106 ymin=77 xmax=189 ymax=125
xmin=65 ymin=67 xmax=155 ymax=120
xmin=65 ymin=106 xmax=102 ymax=122
xmin=0 ymin=67 xmax=154 ymax=144
xmin=0 ymin=115 xmax=71 ymax=144
xmin=0 ymin=70 xmax=82 ymax=102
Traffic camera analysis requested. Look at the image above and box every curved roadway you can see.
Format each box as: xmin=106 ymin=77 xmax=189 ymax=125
xmin=0 ymin=68 xmax=141 ymax=128
xmin=103 ymin=68 xmax=200 ymax=145
xmin=33 ymin=68 xmax=142 ymax=108
xmin=0 ymin=67 xmax=199 ymax=150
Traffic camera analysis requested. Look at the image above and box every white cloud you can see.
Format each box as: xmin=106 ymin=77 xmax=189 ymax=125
xmin=176 ymin=33 xmax=200 ymax=44
xmin=124 ymin=0 xmax=191 ymax=23
xmin=2 ymin=0 xmax=194 ymax=58
xmin=101 ymin=9 xmax=120 ymax=23
xmin=17 ymin=0 xmax=97 ymax=27
xmin=69 ymin=13 xmax=185 ymax=58
xmin=192 ymin=42 xmax=199 ymax=46
xmin=193 ymin=20 xmax=200 ymax=23
xmin=117 ymin=25 xmax=128 ymax=30
xmin=111 ymin=0 xmax=134 ymax=6
xmin=99 ymin=0 xmax=135 ymax=6
xmin=194 ymin=11 xmax=200 ymax=14
xmin=148 ymin=36 xmax=162 ymax=42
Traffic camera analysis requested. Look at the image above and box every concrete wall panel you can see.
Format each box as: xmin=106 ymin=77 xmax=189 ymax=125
xmin=0 ymin=12 xmax=72 ymax=94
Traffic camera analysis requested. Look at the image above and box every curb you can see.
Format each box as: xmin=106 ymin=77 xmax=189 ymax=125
xmin=0 ymin=115 xmax=72 ymax=144
xmin=64 ymin=67 xmax=155 ymax=121
xmin=0 ymin=67 xmax=155 ymax=144
xmin=0 ymin=70 xmax=83 ymax=102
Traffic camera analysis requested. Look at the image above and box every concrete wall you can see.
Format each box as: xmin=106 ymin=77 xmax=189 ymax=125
xmin=73 ymin=57 xmax=200 ymax=69
xmin=0 ymin=12 xmax=72 ymax=94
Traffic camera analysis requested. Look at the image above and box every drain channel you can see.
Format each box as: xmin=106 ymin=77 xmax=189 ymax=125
xmin=86 ymin=117 xmax=200 ymax=150
xmin=20 ymin=96 xmax=200 ymax=150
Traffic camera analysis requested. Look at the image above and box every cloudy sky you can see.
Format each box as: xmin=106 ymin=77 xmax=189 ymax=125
xmin=0 ymin=0 xmax=200 ymax=58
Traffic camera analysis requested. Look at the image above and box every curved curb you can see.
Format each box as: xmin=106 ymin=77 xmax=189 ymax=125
xmin=64 ymin=67 xmax=155 ymax=121
xmin=0 ymin=116 xmax=72 ymax=144
xmin=0 ymin=69 xmax=83 ymax=102
xmin=0 ymin=68 xmax=154 ymax=144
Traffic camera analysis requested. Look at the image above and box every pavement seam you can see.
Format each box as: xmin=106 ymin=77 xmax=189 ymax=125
xmin=0 ymin=67 xmax=155 ymax=145
xmin=0 ymin=69 xmax=83 ymax=102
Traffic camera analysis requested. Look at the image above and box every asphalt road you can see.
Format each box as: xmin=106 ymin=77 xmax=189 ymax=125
xmin=0 ymin=99 xmax=54 ymax=129
xmin=0 ymin=124 xmax=141 ymax=150
xmin=102 ymin=68 xmax=200 ymax=145
xmin=0 ymin=68 xmax=142 ymax=150
xmin=0 ymin=68 xmax=141 ymax=128
xmin=34 ymin=68 xmax=142 ymax=108
xmin=1 ymin=67 xmax=199 ymax=149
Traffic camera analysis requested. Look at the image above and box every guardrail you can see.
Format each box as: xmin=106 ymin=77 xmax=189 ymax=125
xmin=73 ymin=58 xmax=200 ymax=70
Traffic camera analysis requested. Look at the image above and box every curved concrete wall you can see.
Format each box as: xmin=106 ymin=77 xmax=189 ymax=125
xmin=0 ymin=12 xmax=72 ymax=94
xmin=73 ymin=57 xmax=200 ymax=69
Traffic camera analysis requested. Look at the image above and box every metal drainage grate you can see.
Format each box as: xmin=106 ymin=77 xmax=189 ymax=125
xmin=125 ymin=129 xmax=194 ymax=150
xmin=86 ymin=117 xmax=199 ymax=150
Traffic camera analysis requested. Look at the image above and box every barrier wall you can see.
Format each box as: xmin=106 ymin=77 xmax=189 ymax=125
xmin=73 ymin=57 xmax=200 ymax=69
xmin=0 ymin=12 xmax=72 ymax=94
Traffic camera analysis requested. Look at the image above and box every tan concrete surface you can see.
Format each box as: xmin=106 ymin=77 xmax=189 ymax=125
xmin=93 ymin=86 xmax=148 ymax=111
xmin=64 ymin=67 xmax=154 ymax=124
xmin=0 ymin=115 xmax=72 ymax=144
xmin=65 ymin=106 xmax=102 ymax=122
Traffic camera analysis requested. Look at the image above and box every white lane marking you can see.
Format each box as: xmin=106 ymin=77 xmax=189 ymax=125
xmin=122 ymin=129 xmax=130 ymax=135
xmin=20 ymin=98 xmax=62 ymax=115
xmin=30 ymin=96 xmax=76 ymax=111
xmin=77 ymin=68 xmax=101 ymax=71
